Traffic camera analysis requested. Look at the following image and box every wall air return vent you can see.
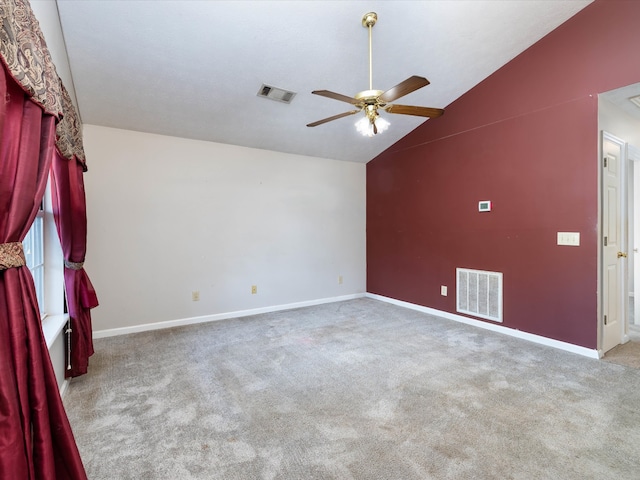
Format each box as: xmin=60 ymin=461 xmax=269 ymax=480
xmin=456 ymin=268 xmax=503 ymax=323
xmin=257 ymin=84 xmax=297 ymax=104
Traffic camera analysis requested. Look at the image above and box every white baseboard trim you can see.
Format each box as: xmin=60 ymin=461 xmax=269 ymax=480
xmin=366 ymin=293 xmax=600 ymax=359
xmin=93 ymin=293 xmax=367 ymax=339
xmin=59 ymin=379 xmax=70 ymax=398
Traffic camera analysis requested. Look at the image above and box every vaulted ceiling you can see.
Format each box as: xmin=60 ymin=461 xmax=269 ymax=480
xmin=54 ymin=0 xmax=593 ymax=163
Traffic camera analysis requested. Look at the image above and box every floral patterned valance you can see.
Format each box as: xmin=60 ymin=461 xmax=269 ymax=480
xmin=0 ymin=0 xmax=63 ymax=118
xmin=56 ymin=83 xmax=87 ymax=170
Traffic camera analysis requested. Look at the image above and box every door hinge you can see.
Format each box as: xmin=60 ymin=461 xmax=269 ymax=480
xmin=604 ymin=236 xmax=608 ymax=246
xmin=604 ymin=315 xmax=608 ymax=325
xmin=604 ymin=156 xmax=608 ymax=168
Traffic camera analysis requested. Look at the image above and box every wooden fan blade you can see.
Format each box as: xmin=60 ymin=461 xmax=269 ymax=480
xmin=307 ymin=110 xmax=360 ymax=127
xmin=312 ymin=90 xmax=359 ymax=105
xmin=384 ymin=104 xmax=444 ymax=118
xmin=378 ymin=76 xmax=430 ymax=103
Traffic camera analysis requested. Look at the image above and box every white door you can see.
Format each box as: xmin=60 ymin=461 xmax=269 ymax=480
xmin=602 ymin=132 xmax=627 ymax=353
xmin=631 ymin=145 xmax=640 ymax=326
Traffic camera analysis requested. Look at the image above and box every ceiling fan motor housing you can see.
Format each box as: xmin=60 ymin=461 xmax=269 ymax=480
xmin=355 ymin=90 xmax=385 ymax=105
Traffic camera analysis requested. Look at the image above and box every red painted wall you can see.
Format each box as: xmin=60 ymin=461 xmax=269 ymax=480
xmin=367 ymin=0 xmax=640 ymax=349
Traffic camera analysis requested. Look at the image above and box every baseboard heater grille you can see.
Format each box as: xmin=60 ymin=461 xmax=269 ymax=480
xmin=456 ymin=268 xmax=503 ymax=323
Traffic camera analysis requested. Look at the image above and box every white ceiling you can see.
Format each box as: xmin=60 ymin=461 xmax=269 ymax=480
xmin=55 ymin=0 xmax=594 ymax=163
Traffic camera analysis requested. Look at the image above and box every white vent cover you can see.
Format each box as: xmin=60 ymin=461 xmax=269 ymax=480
xmin=257 ymin=84 xmax=296 ymax=104
xmin=456 ymin=268 xmax=503 ymax=322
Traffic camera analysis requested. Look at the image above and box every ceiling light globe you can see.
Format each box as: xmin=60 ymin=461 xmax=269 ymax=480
xmin=355 ymin=117 xmax=373 ymax=137
xmin=376 ymin=116 xmax=390 ymax=133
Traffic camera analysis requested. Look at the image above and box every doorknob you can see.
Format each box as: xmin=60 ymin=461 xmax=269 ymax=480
xmin=618 ymin=252 xmax=628 ymax=258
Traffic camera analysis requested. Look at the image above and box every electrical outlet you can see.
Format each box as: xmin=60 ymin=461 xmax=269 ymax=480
xmin=192 ymin=291 xmax=200 ymax=301
xmin=338 ymin=275 xmax=343 ymax=285
xmin=441 ymin=286 xmax=448 ymax=296
xmin=251 ymin=285 xmax=257 ymax=295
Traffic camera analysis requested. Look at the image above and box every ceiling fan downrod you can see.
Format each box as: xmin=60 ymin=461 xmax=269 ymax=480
xmin=362 ymin=12 xmax=377 ymax=91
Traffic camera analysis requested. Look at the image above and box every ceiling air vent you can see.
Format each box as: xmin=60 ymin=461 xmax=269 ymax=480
xmin=630 ymin=95 xmax=640 ymax=109
xmin=257 ymin=84 xmax=296 ymax=104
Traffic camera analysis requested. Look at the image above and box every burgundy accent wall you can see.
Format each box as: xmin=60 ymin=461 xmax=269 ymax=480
xmin=367 ymin=0 xmax=640 ymax=349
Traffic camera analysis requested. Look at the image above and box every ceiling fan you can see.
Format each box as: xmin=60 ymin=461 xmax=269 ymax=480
xmin=307 ymin=12 xmax=444 ymax=136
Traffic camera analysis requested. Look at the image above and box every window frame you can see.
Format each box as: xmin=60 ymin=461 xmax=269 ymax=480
xmin=23 ymin=205 xmax=45 ymax=316
xmin=22 ymin=178 xmax=65 ymax=322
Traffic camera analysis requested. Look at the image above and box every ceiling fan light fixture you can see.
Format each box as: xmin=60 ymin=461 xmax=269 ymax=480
xmin=355 ymin=114 xmax=389 ymax=137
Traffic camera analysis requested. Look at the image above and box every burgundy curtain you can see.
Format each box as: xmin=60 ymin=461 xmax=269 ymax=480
xmin=0 ymin=65 xmax=87 ymax=479
xmin=51 ymin=148 xmax=98 ymax=378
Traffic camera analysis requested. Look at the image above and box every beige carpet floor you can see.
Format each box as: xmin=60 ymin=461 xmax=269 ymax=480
xmin=64 ymin=298 xmax=640 ymax=479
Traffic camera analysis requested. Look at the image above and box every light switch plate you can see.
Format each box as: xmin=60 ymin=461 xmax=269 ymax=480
xmin=557 ymin=232 xmax=580 ymax=246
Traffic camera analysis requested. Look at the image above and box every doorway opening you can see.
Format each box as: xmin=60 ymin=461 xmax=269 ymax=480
xmin=599 ymin=82 xmax=640 ymax=366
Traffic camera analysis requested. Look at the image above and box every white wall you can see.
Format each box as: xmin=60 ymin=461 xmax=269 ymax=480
xmin=83 ymin=125 xmax=366 ymax=333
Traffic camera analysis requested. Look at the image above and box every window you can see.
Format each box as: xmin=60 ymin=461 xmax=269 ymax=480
xmin=22 ymin=181 xmax=65 ymax=321
xmin=23 ymin=205 xmax=45 ymax=315
xmin=21 ymin=183 xmax=67 ymax=373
